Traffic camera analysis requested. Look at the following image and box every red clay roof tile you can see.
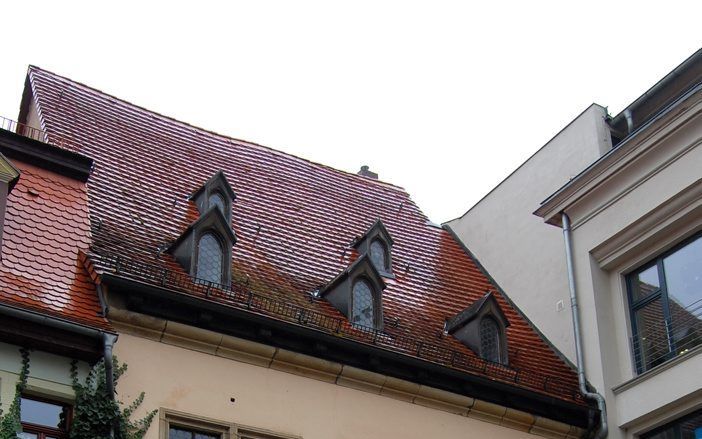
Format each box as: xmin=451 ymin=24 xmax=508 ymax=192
xmin=24 ymin=66 xmax=582 ymax=402
xmin=0 ymin=162 xmax=111 ymax=330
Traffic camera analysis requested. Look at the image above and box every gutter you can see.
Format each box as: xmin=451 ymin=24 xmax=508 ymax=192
xmin=0 ymin=303 xmax=119 ymax=435
xmin=561 ymin=213 xmax=608 ymax=438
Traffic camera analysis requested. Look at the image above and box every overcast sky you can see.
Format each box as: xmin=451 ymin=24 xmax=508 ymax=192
xmin=1 ymin=1 xmax=700 ymax=222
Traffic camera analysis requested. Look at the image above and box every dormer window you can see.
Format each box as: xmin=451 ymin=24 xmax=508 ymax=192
xmin=351 ymin=278 xmax=375 ymax=327
xmin=196 ymin=232 xmax=224 ymax=284
xmin=169 ymin=172 xmax=237 ymax=287
xmin=190 ymin=170 xmax=236 ymax=223
xmin=353 ymin=220 xmax=394 ymax=277
xmin=320 ymin=254 xmax=386 ymax=330
xmin=445 ymin=292 xmax=510 ymax=365
xmin=479 ymin=316 xmax=501 ymax=363
xmin=208 ymin=192 xmax=226 ymax=214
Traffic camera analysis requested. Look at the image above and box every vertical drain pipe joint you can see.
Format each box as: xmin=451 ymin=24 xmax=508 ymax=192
xmin=103 ymin=332 xmax=119 ymax=438
xmin=562 ymin=213 xmax=608 ymax=438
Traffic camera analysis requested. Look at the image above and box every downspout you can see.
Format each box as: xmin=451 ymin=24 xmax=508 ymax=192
xmin=103 ymin=332 xmax=119 ymax=439
xmin=562 ymin=213 xmax=608 ymax=439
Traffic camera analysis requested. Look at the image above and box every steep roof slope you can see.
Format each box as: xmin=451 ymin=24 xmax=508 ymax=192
xmin=25 ymin=66 xmax=581 ymax=402
xmin=0 ymin=160 xmax=110 ymax=330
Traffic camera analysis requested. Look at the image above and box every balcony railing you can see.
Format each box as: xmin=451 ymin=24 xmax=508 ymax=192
xmin=632 ymin=297 xmax=702 ymax=373
xmin=0 ymin=115 xmax=75 ymax=150
xmin=94 ymin=251 xmax=583 ymax=402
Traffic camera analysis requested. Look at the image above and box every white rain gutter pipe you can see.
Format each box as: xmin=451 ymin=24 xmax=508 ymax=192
xmin=562 ymin=213 xmax=608 ymax=438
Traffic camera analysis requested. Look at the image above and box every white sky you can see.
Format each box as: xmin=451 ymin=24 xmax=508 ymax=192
xmin=0 ymin=1 xmax=700 ymax=223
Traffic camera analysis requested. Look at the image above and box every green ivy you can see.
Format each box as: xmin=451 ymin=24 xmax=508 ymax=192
xmin=0 ymin=348 xmax=30 ymax=439
xmin=70 ymin=357 xmax=156 ymax=439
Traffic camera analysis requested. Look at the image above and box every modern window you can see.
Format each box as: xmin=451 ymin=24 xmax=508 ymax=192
xmin=351 ymin=278 xmax=375 ymax=328
xmin=627 ymin=232 xmax=702 ymax=373
xmin=196 ymin=232 xmax=223 ymax=284
xmin=479 ymin=316 xmax=501 ymax=363
xmin=641 ymin=408 xmax=701 ymax=439
xmin=19 ymin=396 xmax=71 ymax=439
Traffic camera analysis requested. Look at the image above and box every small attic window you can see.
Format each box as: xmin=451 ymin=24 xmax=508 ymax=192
xmin=445 ymin=292 xmax=510 ymax=365
xmin=479 ymin=316 xmax=501 ymax=363
xmin=208 ymin=192 xmax=226 ymax=214
xmin=190 ymin=171 xmax=236 ymax=223
xmin=351 ymin=278 xmax=375 ymax=328
xmin=196 ymin=232 xmax=224 ymax=284
xmin=354 ymin=220 xmax=394 ymax=277
xmin=320 ymin=254 xmax=386 ymax=330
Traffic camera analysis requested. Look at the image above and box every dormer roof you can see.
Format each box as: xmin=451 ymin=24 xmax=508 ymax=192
xmin=446 ymin=291 xmax=510 ymax=334
xmin=353 ymin=219 xmax=394 ymax=248
xmin=189 ymin=170 xmax=237 ymax=203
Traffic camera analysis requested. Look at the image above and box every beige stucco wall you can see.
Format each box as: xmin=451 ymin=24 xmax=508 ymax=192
xmin=447 ymin=104 xmax=612 ymax=362
xmin=111 ymin=330 xmax=580 ymax=439
xmin=551 ymin=89 xmax=702 ymax=438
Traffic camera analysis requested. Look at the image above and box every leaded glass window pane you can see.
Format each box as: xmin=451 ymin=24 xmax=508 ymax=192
xmin=352 ymin=279 xmax=374 ymax=328
xmin=370 ymin=240 xmax=387 ymax=272
xmin=209 ymin=192 xmax=225 ymax=214
xmin=196 ymin=233 xmax=223 ymax=284
xmin=479 ymin=317 xmax=500 ymax=363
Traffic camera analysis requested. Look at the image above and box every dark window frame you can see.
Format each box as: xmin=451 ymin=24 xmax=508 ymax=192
xmin=626 ymin=230 xmax=702 ymax=374
xmin=479 ymin=315 xmax=502 ymax=363
xmin=640 ymin=407 xmax=702 ymax=439
xmin=20 ymin=395 xmax=71 ymax=439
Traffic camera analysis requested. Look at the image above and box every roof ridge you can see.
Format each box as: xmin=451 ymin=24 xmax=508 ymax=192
xmin=26 ymin=65 xmax=408 ymax=193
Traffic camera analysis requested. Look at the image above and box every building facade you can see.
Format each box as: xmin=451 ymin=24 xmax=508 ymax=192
xmin=449 ymin=50 xmax=702 ymax=438
xmin=0 ymin=66 xmax=597 ymax=439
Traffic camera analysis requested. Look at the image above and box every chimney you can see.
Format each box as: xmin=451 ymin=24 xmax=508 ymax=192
xmin=357 ymin=165 xmax=378 ymax=180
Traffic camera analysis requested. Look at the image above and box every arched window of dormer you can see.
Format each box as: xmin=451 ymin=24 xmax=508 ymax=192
xmin=196 ymin=232 xmax=223 ymax=284
xmin=209 ymin=191 xmax=226 ymax=214
xmin=370 ymin=239 xmax=388 ymax=272
xmin=351 ymin=278 xmax=374 ymax=328
xmin=479 ymin=316 xmax=501 ymax=363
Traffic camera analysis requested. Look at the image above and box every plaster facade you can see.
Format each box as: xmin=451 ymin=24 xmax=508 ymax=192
xmin=447 ymin=104 xmax=612 ymax=361
xmin=109 ymin=311 xmax=583 ymax=439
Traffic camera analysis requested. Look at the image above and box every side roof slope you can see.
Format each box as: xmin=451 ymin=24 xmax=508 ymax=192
xmin=24 ymin=65 xmax=581 ymax=403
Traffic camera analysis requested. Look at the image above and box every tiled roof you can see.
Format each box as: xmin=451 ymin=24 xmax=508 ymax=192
xmin=0 ymin=161 xmax=111 ymax=330
xmin=25 ymin=65 xmax=582 ymax=402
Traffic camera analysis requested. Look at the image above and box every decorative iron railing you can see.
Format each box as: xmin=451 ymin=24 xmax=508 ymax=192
xmin=95 ymin=251 xmax=583 ymax=402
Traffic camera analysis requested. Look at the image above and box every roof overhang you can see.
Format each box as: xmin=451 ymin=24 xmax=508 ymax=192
xmin=101 ymin=272 xmax=594 ymax=429
xmin=535 ymin=83 xmax=702 ymax=227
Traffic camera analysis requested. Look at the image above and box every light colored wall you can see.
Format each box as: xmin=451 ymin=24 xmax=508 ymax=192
xmin=447 ymin=104 xmax=612 ymax=361
xmin=556 ymin=89 xmax=702 ymax=438
xmin=111 ymin=329 xmax=580 ymax=439
xmin=0 ymin=342 xmax=90 ymax=412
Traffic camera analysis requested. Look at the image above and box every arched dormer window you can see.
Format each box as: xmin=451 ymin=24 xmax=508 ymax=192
xmin=353 ymin=220 xmax=394 ymax=277
xmin=351 ymin=278 xmax=375 ymax=328
xmin=196 ymin=232 xmax=224 ymax=284
xmin=190 ymin=171 xmax=236 ymax=223
xmin=208 ymin=191 xmax=226 ymax=215
xmin=369 ymin=239 xmax=389 ymax=273
xmin=479 ymin=316 xmax=501 ymax=363
xmin=445 ymin=292 xmax=510 ymax=365
xmin=319 ymin=254 xmax=386 ymax=330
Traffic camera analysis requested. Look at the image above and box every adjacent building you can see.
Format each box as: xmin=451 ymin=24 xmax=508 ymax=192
xmin=449 ymin=50 xmax=702 ymax=438
xmin=0 ymin=66 xmax=596 ymax=439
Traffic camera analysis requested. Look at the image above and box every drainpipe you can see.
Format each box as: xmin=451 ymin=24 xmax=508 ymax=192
xmin=562 ymin=213 xmax=608 ymax=439
xmin=623 ymin=109 xmax=634 ymax=135
xmin=103 ymin=332 xmax=119 ymax=438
